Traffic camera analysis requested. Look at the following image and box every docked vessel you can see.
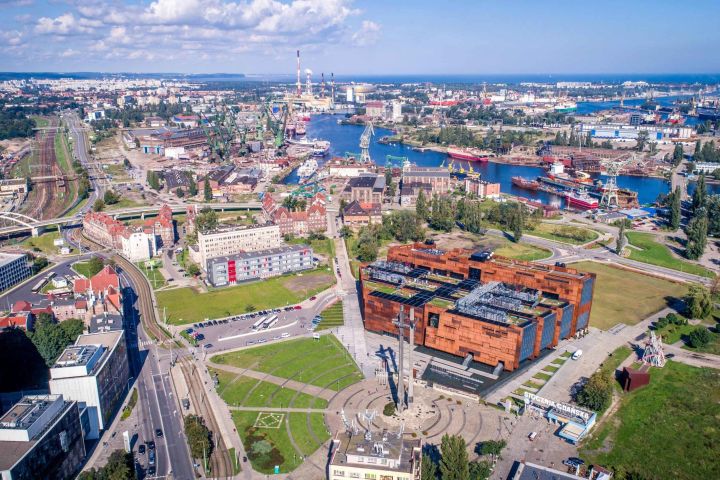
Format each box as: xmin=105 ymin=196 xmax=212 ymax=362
xmin=554 ymin=101 xmax=578 ymax=113
xmin=297 ymin=158 xmax=318 ymax=178
xmin=511 ymin=176 xmax=540 ymax=191
xmin=565 ymin=190 xmax=599 ymax=210
xmin=311 ymin=140 xmax=330 ymax=157
xmin=295 ymin=122 xmax=307 ymax=136
xmin=447 ymin=146 xmax=490 ymax=162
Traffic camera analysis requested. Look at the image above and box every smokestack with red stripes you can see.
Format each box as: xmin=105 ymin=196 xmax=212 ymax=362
xmin=296 ymin=50 xmax=302 ymax=96
xmin=321 ymin=73 xmax=325 ymax=98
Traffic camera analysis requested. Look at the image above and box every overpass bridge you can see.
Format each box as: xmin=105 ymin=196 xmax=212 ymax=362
xmin=0 ymin=202 xmax=262 ymax=237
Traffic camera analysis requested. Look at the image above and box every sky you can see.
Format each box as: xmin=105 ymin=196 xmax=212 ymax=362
xmin=1 ymin=0 xmax=719 ymax=75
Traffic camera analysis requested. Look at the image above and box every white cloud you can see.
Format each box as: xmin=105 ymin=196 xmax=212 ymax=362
xmin=60 ymin=48 xmax=79 ymax=57
xmin=0 ymin=30 xmax=23 ymax=46
xmin=351 ymin=20 xmax=380 ymax=47
xmin=35 ymin=13 xmax=92 ymax=35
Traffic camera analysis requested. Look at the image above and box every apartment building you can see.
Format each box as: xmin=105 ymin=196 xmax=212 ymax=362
xmin=196 ymin=223 xmax=282 ymax=268
xmin=329 ymin=430 xmax=422 ymax=480
xmin=206 ymin=244 xmax=314 ymax=287
xmin=49 ymin=330 xmax=130 ymax=439
xmin=262 ymin=193 xmax=328 ymax=236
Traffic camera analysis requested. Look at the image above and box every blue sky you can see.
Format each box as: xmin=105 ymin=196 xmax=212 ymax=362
xmin=0 ymin=0 xmax=719 ymax=74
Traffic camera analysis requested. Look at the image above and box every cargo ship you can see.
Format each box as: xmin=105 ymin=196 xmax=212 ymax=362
xmin=565 ymin=190 xmax=598 ymax=210
xmin=554 ymin=101 xmax=578 ymax=113
xmin=511 ymin=176 xmax=540 ymax=191
xmin=447 ymin=146 xmax=490 ymax=162
xmin=297 ymin=158 xmax=318 ymax=178
xmin=311 ymin=140 xmax=330 ymax=157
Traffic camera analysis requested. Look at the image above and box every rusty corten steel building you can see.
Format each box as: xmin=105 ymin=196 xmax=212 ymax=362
xmin=360 ymin=243 xmax=595 ymax=372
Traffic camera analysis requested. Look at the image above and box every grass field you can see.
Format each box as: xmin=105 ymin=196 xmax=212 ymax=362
xmin=626 ymin=232 xmax=715 ymax=278
xmin=528 ymin=222 xmax=599 ymax=245
xmin=571 ymin=261 xmax=689 ymax=330
xmin=157 ymin=268 xmax=335 ymax=325
xmin=31 ymin=116 xmax=49 ymax=128
xmin=105 ymin=198 xmax=144 ymax=210
xmin=315 ymin=302 xmax=344 ymax=331
xmin=137 ymin=261 xmax=166 ymax=289
xmin=232 ymin=410 xmax=329 ymax=473
xmin=21 ymin=230 xmax=63 ymax=255
xmin=210 ymin=368 xmax=329 ymax=409
xmin=580 ymin=361 xmax=720 ymax=480
xmin=287 ymin=236 xmax=335 ymax=258
xmin=654 ymin=322 xmax=696 ymax=345
xmin=493 ymin=240 xmax=552 ymax=261
xmin=212 ymin=335 xmax=363 ymax=390
xmin=72 ymin=261 xmax=95 ymax=278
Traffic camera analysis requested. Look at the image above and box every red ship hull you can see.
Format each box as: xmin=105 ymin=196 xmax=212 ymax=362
xmin=447 ymin=151 xmax=489 ymax=162
xmin=565 ymin=193 xmax=598 ymax=210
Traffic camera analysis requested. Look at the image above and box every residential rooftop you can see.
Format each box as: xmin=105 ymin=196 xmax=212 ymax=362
xmin=331 ymin=430 xmax=421 ymax=474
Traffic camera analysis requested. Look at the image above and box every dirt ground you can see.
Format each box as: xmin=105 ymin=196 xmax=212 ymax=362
xmin=0 ymin=138 xmax=32 ymax=156
xmin=283 ymin=271 xmax=334 ymax=295
xmin=427 ymin=230 xmax=494 ymax=250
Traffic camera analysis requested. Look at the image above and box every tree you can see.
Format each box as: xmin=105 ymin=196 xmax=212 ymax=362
xmin=187 ymin=263 xmax=200 ymax=276
xmin=429 ymin=195 xmax=455 ymax=232
xmin=176 ymin=187 xmax=185 ymax=198
xmin=184 ymin=414 xmax=213 ymax=459
xmin=692 ymin=174 xmax=707 ymax=212
xmin=146 ymin=170 xmax=161 ymax=190
xmin=355 ymin=228 xmax=379 ymax=262
xmin=440 ymin=434 xmax=469 ymax=480
xmin=669 ymin=187 xmax=681 ymax=230
xmin=469 ymin=461 xmax=492 ymax=480
xmin=383 ymin=401 xmax=395 ymax=416
xmin=26 ymin=314 xmax=82 ymax=367
xmin=103 ymin=190 xmax=120 ymax=205
xmin=203 ymin=176 xmax=213 ymax=201
xmin=385 ymin=210 xmax=425 ymax=243
xmin=616 ymin=219 xmax=626 ymax=254
xmin=188 ymin=174 xmax=198 ymax=196
xmin=685 ymin=208 xmax=708 ymax=260
xmin=194 ymin=207 xmax=218 ymax=233
xmin=385 ymin=168 xmax=396 ymax=198
xmin=339 ymin=225 xmax=353 ymax=238
xmin=421 ymin=453 xmax=438 ymax=480
xmin=476 ymin=439 xmax=506 ymax=463
xmin=707 ymin=195 xmax=720 ymax=237
xmin=508 ymin=203 xmax=524 ymax=242
xmin=87 ymin=256 xmax=105 ymax=277
xmin=687 ymin=327 xmax=712 ymax=348
xmin=576 ymin=370 xmax=613 ymax=411
xmin=32 ymin=256 xmax=49 ymax=274
xmin=93 ymin=199 xmax=106 ymax=212
xmin=416 ymin=188 xmax=429 ymax=220
xmin=78 ymin=450 xmax=136 ymax=480
xmin=672 ymin=143 xmax=684 ymax=166
xmin=684 ymin=285 xmax=713 ymax=319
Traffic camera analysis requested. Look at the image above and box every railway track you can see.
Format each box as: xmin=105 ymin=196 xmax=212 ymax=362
xmin=179 ymin=357 xmax=234 ymax=479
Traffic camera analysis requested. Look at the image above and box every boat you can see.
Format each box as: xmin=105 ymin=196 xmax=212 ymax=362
xmin=554 ymin=101 xmax=578 ymax=113
xmin=295 ymin=122 xmax=307 ymax=136
xmin=511 ymin=176 xmax=540 ymax=191
xmin=297 ymin=158 xmax=318 ymax=178
xmin=311 ymin=140 xmax=330 ymax=157
xmin=446 ymin=146 xmax=490 ymax=162
xmin=565 ymin=190 xmax=598 ymax=210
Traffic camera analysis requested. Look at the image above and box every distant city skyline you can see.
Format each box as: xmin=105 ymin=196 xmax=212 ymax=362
xmin=1 ymin=0 xmax=719 ymax=75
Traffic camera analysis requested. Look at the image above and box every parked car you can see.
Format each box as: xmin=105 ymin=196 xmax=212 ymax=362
xmin=138 ymin=444 xmax=146 ymax=455
xmin=147 ymin=441 xmax=155 ymax=450
xmin=310 ymin=296 xmax=317 ymax=301
xmin=155 ymin=428 xmax=163 ymax=437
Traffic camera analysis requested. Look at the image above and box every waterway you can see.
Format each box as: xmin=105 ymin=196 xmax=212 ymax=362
xmin=292 ymin=113 xmax=717 ymax=205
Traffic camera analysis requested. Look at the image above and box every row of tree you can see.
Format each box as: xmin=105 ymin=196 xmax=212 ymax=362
xmin=693 ymin=140 xmax=720 ymax=163
xmin=0 ymin=108 xmax=36 ymax=140
xmin=421 ymin=434 xmax=505 ymax=480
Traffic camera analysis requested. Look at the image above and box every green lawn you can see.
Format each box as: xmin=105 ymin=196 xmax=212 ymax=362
xmin=157 ymin=268 xmax=335 ymax=325
xmin=232 ymin=411 xmax=302 ymax=473
xmin=581 ymin=361 xmax=720 ymax=480
xmin=528 ymin=222 xmax=599 ymax=245
xmin=21 ymin=230 xmax=64 ymax=255
xmin=54 ymin=132 xmax=72 ymax=174
xmin=626 ymin=232 xmax=715 ymax=278
xmin=137 ymin=261 xmax=166 ymax=289
xmin=571 ymin=261 xmax=689 ymax=330
xmin=212 ymin=335 xmax=362 ymax=390
xmin=654 ymin=322 xmax=696 ymax=345
xmin=106 ymin=198 xmax=144 ymax=210
xmin=683 ymin=330 xmax=720 ymax=355
xmin=287 ymin=236 xmax=335 ymax=258
xmin=72 ymin=261 xmax=95 ymax=278
xmin=210 ymin=368 xmax=328 ymax=409
xmin=315 ymin=302 xmax=344 ymax=331
xmin=32 ymin=116 xmax=49 ymax=128
xmin=493 ymin=240 xmax=552 ymax=261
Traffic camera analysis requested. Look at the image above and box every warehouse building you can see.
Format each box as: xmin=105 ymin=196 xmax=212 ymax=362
xmin=206 ymin=244 xmax=314 ymax=287
xmin=360 ymin=243 xmax=594 ymax=373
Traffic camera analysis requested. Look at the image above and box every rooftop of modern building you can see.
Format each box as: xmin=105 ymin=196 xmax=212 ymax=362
xmin=206 ymin=243 xmax=312 ymax=264
xmin=198 ymin=222 xmax=278 ymax=236
xmin=343 ymin=174 xmax=386 ymax=191
xmin=331 ymin=430 xmax=421 ymax=473
xmin=53 ymin=344 xmax=103 ymax=368
xmin=509 ymin=461 xmax=585 ymax=480
xmin=0 ymin=252 xmax=26 ymax=268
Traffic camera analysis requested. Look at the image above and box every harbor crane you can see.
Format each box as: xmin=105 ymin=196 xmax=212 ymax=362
xmin=360 ymin=121 xmax=374 ymax=163
xmin=599 ymin=153 xmax=634 ymax=209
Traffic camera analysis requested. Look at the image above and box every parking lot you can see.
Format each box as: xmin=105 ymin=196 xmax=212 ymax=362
xmin=179 ymin=290 xmax=339 ymax=355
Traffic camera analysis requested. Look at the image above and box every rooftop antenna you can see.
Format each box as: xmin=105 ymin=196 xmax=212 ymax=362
xmin=296 ymin=50 xmax=302 ymax=96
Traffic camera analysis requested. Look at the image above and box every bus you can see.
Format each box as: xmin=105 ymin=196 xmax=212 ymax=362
xmin=251 ymin=316 xmax=267 ymax=330
xmin=263 ymin=315 xmax=279 ymax=329
xmin=31 ymin=272 xmax=56 ymax=293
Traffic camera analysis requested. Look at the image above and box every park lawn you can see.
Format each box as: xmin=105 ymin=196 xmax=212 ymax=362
xmin=316 ymin=302 xmax=344 ymax=331
xmin=32 ymin=116 xmax=49 ymax=128
xmin=571 ymin=261 xmax=689 ymax=331
xmin=654 ymin=322 xmax=696 ymax=345
xmin=683 ymin=331 xmax=720 ymax=355
xmin=527 ymin=222 xmax=599 ymax=245
xmin=212 ymin=335 xmax=362 ymax=389
xmin=211 ymin=369 xmax=328 ymax=409
xmin=72 ymin=261 xmax=95 ymax=278
xmin=157 ymin=268 xmax=335 ymax=325
xmin=21 ymin=230 xmax=63 ymax=255
xmin=288 ymin=413 xmax=330 ymax=457
xmin=232 ymin=411 xmax=302 ymax=474
xmin=105 ymin=198 xmax=144 ymax=210
xmin=625 ymin=231 xmax=715 ymax=278
xmin=580 ymin=361 xmax=720 ymax=480
xmin=494 ymin=240 xmax=552 ymax=261
xmin=287 ymin=236 xmax=335 ymax=258
xmin=137 ymin=261 xmax=166 ymax=289
xmin=533 ymin=372 xmax=552 ymax=381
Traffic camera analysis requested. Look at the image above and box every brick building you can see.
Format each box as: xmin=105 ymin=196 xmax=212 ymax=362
xmin=341 ymin=201 xmax=382 ymax=229
xmin=262 ymin=193 xmax=328 ymax=237
xmin=143 ymin=204 xmax=175 ymax=248
xmin=342 ymin=174 xmax=385 ymax=204
xmin=464 ymin=178 xmax=501 ymax=199
xmin=360 ymin=243 xmax=595 ymax=372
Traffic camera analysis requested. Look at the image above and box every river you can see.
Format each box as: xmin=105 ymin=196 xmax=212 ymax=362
xmin=290 ymin=113 xmax=716 ymax=205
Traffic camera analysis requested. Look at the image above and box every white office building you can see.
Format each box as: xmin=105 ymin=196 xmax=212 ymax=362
xmin=49 ymin=331 xmax=129 ymax=439
xmin=120 ymin=231 xmax=157 ymax=262
xmin=196 ymin=223 xmax=282 ymax=268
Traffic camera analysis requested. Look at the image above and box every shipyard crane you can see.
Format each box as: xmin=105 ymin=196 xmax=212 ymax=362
xmin=360 ymin=121 xmax=374 ymax=164
xmin=599 ymin=153 xmax=634 ymax=209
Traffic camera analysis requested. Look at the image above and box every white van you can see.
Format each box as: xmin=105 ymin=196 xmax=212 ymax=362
xmin=528 ymin=431 xmax=538 ymax=441
xmin=572 ymin=349 xmax=583 ymax=360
